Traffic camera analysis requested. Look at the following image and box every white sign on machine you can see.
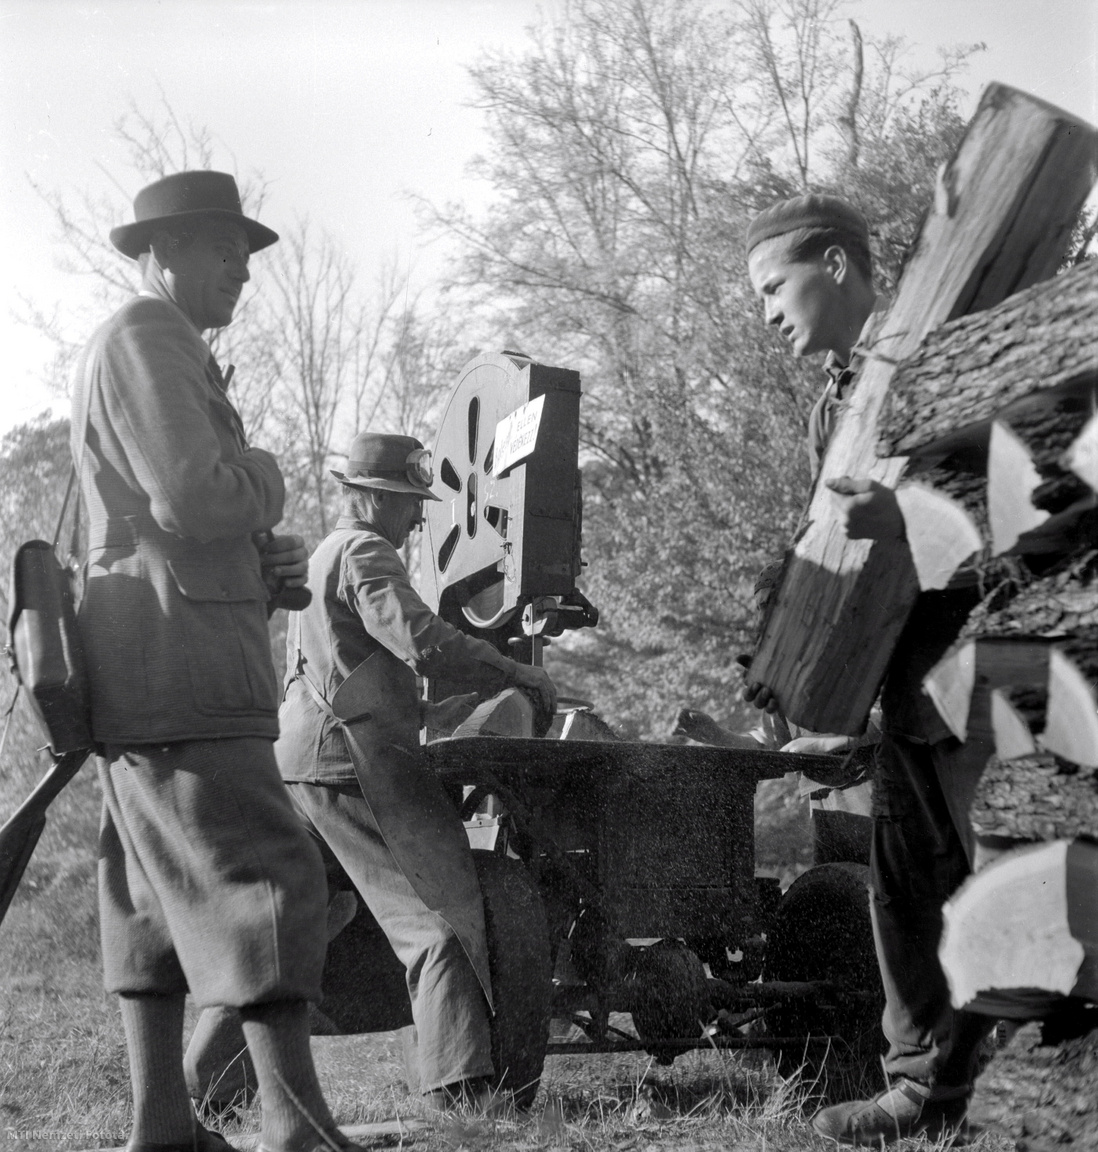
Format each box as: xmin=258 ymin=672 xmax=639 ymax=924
xmin=493 ymin=394 xmax=545 ymax=475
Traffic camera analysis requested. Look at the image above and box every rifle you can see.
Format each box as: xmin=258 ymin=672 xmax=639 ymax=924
xmin=0 ymin=747 xmax=90 ymax=928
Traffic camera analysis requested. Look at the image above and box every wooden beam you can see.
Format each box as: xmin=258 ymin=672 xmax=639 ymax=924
xmin=751 ymin=85 xmax=1098 ymax=735
xmin=880 ymin=260 xmax=1098 ymax=459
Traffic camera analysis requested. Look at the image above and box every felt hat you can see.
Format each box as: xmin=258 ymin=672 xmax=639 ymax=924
xmin=110 ymin=171 xmax=279 ymax=259
xmin=746 ymin=193 xmax=869 ymax=254
xmin=331 ymin=432 xmax=441 ymax=500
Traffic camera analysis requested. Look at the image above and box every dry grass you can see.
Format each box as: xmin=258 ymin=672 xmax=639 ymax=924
xmin=1 ymin=720 xmax=1016 ymax=1152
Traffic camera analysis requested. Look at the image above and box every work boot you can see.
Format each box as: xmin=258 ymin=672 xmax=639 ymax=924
xmin=812 ymin=1077 xmax=970 ymax=1145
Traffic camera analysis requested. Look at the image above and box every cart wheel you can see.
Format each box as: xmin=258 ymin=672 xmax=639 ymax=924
xmin=474 ymin=848 xmax=553 ymax=1109
xmin=762 ymin=862 xmax=885 ymax=1100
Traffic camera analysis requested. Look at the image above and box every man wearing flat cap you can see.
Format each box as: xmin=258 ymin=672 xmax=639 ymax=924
xmin=73 ymin=171 xmax=361 ymax=1152
xmin=743 ymin=194 xmax=991 ymax=1144
xmin=186 ymin=430 xmax=557 ymax=1112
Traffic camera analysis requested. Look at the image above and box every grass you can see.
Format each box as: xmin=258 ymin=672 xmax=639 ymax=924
xmin=1 ymin=718 xmax=1016 ymax=1152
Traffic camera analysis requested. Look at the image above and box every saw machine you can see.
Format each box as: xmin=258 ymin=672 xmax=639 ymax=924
xmin=317 ymin=351 xmax=884 ymax=1108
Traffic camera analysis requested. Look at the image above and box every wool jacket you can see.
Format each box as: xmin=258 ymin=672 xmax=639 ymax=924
xmin=278 ymin=519 xmax=518 ymax=783
xmin=72 ymin=292 xmax=284 ymax=744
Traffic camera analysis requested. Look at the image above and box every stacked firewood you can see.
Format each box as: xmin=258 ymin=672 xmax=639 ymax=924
xmin=878 ymin=259 xmax=1098 ymax=845
xmin=874 ymin=261 xmax=1098 ymax=1060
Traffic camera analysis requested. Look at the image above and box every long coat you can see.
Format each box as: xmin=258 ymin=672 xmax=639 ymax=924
xmin=278 ymin=518 xmax=522 ymax=999
xmin=72 ymin=293 xmax=284 ymax=745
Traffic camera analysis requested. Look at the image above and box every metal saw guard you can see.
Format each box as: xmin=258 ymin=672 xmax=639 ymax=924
xmin=423 ymin=351 xmax=593 ymax=651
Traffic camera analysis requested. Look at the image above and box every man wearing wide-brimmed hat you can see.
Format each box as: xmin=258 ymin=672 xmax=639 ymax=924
xmin=185 ymin=430 xmax=557 ymax=1114
xmin=72 ymin=171 xmax=363 ymax=1152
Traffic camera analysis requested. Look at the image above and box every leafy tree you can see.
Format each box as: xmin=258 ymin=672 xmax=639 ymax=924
xmin=428 ymin=0 xmax=978 ymax=736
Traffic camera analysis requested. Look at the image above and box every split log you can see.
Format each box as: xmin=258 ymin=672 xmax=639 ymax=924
xmin=987 ymin=391 xmax=1097 ymax=553
xmin=969 ymin=753 xmax=1098 ymax=843
xmin=904 ymin=462 xmax=990 ymax=539
xmin=1067 ymin=411 xmax=1098 ymax=491
xmin=895 ymin=482 xmax=983 ymax=590
xmin=961 ymin=549 xmax=1098 ymax=639
xmin=452 ymin=687 xmax=536 ymax=739
xmin=1044 ymin=629 xmax=1098 ymax=768
xmin=967 ymin=1020 xmax=1098 ymax=1150
xmin=751 ymin=85 xmax=1097 ymax=735
xmin=923 ymin=636 xmax=1051 ymax=744
xmin=991 ymin=688 xmax=1040 ymax=760
xmin=940 ymin=839 xmax=1098 ymax=1011
xmin=988 ymin=420 xmax=1052 ymax=553
xmin=880 ymin=259 xmax=1098 ymax=459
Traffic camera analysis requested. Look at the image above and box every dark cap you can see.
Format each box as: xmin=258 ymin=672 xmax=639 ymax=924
xmin=110 ymin=171 xmax=279 ymax=259
xmin=746 ymin=194 xmax=868 ymax=255
xmin=331 ymin=432 xmax=441 ymax=500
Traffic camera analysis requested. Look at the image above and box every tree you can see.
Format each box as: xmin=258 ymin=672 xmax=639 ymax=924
xmin=427 ymin=0 xmax=978 ymax=736
xmin=19 ymin=97 xmax=460 ymax=553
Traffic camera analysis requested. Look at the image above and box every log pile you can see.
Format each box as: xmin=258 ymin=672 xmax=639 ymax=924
xmin=884 ymin=264 xmax=1098 ymax=1031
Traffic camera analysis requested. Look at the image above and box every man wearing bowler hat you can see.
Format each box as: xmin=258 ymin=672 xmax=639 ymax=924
xmin=185 ymin=430 xmax=557 ymax=1114
xmin=72 ymin=171 xmax=362 ymax=1152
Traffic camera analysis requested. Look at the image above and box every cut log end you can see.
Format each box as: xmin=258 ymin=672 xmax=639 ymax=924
xmin=940 ymin=839 xmax=1096 ymax=1011
xmin=1067 ymin=411 xmax=1098 ymax=492
xmin=992 ymin=688 xmax=1039 ymax=760
xmin=1043 ymin=644 xmax=1098 ymax=769
xmin=923 ymin=639 xmax=976 ymax=741
xmin=896 ymin=482 xmax=983 ymax=590
xmin=989 ymin=420 xmax=1051 ymax=554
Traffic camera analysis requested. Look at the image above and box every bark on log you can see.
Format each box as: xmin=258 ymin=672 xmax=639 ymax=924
xmin=970 ymin=754 xmax=1098 ymax=843
xmin=940 ymin=839 xmax=1098 ymax=1009
xmin=751 ymin=85 xmax=1098 ymax=735
xmin=906 ymin=462 xmax=990 ymax=538
xmin=988 ymin=391 xmax=1098 ymax=553
xmin=880 ymin=260 xmax=1098 ymax=458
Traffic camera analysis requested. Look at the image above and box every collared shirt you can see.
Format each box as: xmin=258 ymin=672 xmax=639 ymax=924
xmin=805 ymin=296 xmax=890 ymax=482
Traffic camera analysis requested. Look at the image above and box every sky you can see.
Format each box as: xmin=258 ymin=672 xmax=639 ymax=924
xmin=1 ymin=0 xmax=1095 ymax=435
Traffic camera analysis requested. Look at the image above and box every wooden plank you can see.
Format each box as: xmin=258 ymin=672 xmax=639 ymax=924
xmin=879 ymin=260 xmax=1098 ymax=459
xmin=750 ymin=84 xmax=1098 ymax=735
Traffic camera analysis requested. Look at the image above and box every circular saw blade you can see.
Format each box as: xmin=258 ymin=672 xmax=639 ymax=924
xmin=425 ymin=352 xmax=531 ymax=628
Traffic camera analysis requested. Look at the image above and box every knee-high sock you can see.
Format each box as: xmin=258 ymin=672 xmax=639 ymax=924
xmin=240 ymin=999 xmax=335 ymax=1151
xmin=118 ymin=992 xmax=195 ymax=1144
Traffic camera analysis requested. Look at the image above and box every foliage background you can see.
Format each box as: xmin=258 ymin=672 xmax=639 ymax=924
xmin=2 ymin=0 xmax=984 ymax=740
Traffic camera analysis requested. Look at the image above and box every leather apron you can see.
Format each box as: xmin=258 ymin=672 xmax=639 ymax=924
xmin=290 ymin=626 xmax=493 ymax=1007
